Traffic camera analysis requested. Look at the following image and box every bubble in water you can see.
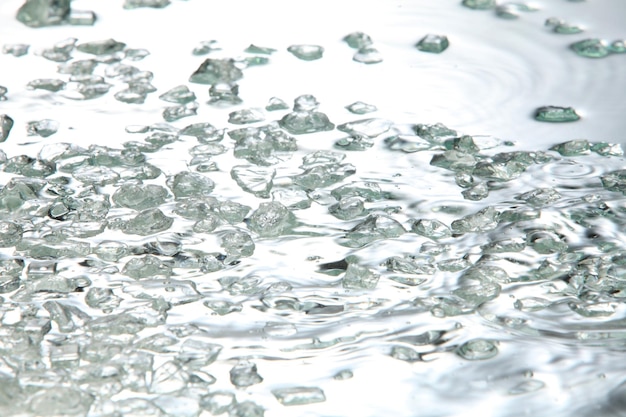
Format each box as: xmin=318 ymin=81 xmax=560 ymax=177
xmin=456 ymin=339 xmax=498 ymax=360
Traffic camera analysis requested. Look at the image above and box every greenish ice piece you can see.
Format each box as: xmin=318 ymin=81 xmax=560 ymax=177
xmin=247 ymin=201 xmax=295 ymax=237
xmin=67 ymin=9 xmax=96 ymax=26
xmin=534 ymin=106 xmax=580 ymax=122
xmin=526 ymin=230 xmax=567 ymax=254
xmin=168 ymin=171 xmax=215 ymax=198
xmin=430 ymin=150 xmax=477 ymax=172
xmin=123 ymin=255 xmax=171 ymax=279
xmin=293 ymin=163 xmax=356 ymax=189
xmin=2 ymin=43 xmax=30 ymax=57
xmin=329 ymin=196 xmax=365 ymax=220
xmin=16 ymin=0 xmax=70 ymax=28
xmin=189 ymin=58 xmax=243 ymax=85
xmin=279 ymin=110 xmax=334 ymax=134
xmin=200 ymin=392 xmax=236 ymax=415
xmin=416 ymin=34 xmax=449 ymax=53
xmin=410 ymin=218 xmax=452 ymax=239
xmin=125 ymin=48 xmax=150 ymax=61
xmin=456 ymin=339 xmax=498 ymax=360
xmin=27 ymin=78 xmax=66 ymax=92
xmin=331 ymin=182 xmax=385 ymax=202
xmin=570 ymin=39 xmax=611 ymax=58
xmin=337 ymin=118 xmax=392 ymax=138
xmin=0 ymin=114 xmax=14 ymax=142
xmin=335 ymin=134 xmax=374 ymax=151
xmin=273 ymin=387 xmax=326 ymax=406
xmin=209 ymin=83 xmax=242 ymax=106
xmin=342 ymin=263 xmax=379 ymax=289
xmin=27 ymin=119 xmax=59 ymax=137
xmin=124 ymin=0 xmax=170 ymax=9
xmin=193 ymin=40 xmax=219 ymax=55
xmin=180 ymin=122 xmax=222 ymax=142
xmin=0 ymin=86 xmax=7 ymax=100
xmin=287 ymin=44 xmax=324 ymax=61
xmin=112 ymin=183 xmax=169 ymax=209
xmin=230 ymin=123 xmax=297 ymax=166
xmin=265 ymin=97 xmax=289 ymax=111
xmin=77 ymin=39 xmax=126 ymax=55
xmin=343 ymin=214 xmax=405 ymax=247
xmin=228 ymin=108 xmax=265 ymax=125
xmin=601 ymin=170 xmax=626 ymax=194
xmin=245 ymin=44 xmax=276 ymax=55
xmin=545 ymin=17 xmax=583 ymax=34
xmin=221 ymin=230 xmax=255 ymax=258
xmin=343 ymin=32 xmax=373 ymax=49
xmin=610 ymin=40 xmax=626 ymax=54
xmin=230 ymin=361 xmax=263 ymax=388
xmin=550 ymin=139 xmax=590 ymax=156
xmin=122 ymin=208 xmax=174 ymax=236
xmin=495 ymin=3 xmax=538 ymax=19
xmin=114 ymin=88 xmax=147 ymax=104
xmin=451 ymin=206 xmax=500 ymax=233
xmin=353 ymin=47 xmax=383 ymax=64
xmin=231 ymin=166 xmax=275 ymax=198
xmin=159 ymin=85 xmax=196 ymax=104
xmin=345 ymin=101 xmax=377 ymax=115
xmin=94 ymin=240 xmax=129 ymax=261
xmin=386 ymin=256 xmax=435 ymax=275
xmin=461 ymin=0 xmax=496 ymax=10
xmin=0 ymin=221 xmax=23 ymax=247
xmin=462 ymin=182 xmax=489 ymax=201
xmin=162 ymin=102 xmax=198 ymax=122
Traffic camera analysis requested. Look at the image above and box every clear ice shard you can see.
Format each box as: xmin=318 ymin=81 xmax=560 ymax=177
xmin=0 ymin=221 xmax=23 ymax=247
xmin=342 ymin=263 xmax=379 ymax=289
xmin=112 ymin=183 xmax=169 ymax=209
xmin=192 ymin=40 xmax=219 ymax=55
xmin=451 ymin=206 xmax=500 ymax=233
xmin=456 ymin=339 xmax=498 ymax=360
xmin=122 ymin=255 xmax=171 ymax=278
xmin=601 ymin=170 xmax=626 ymax=194
xmin=3 ymin=43 xmax=30 ymax=57
xmin=266 ymin=97 xmax=289 ymax=111
xmin=228 ymin=108 xmax=265 ymax=124
xmin=342 ymin=214 xmax=405 ymax=247
xmin=26 ymin=119 xmax=59 ymax=137
xmin=287 ymin=44 xmax=324 ymax=60
xmin=27 ymin=78 xmax=66 ymax=92
xmin=124 ymin=0 xmax=171 ymax=9
xmin=279 ymin=97 xmax=335 ymax=134
xmin=549 ymin=139 xmax=590 ymax=156
xmin=337 ymin=118 xmax=392 ymax=138
xmin=122 ymin=208 xmax=174 ymax=235
xmin=534 ymin=106 xmax=580 ymax=122
xmin=16 ymin=0 xmax=71 ymax=28
xmin=461 ymin=0 xmax=496 ymax=9
xmin=159 ymin=85 xmax=196 ymax=104
xmin=345 ymin=101 xmax=377 ymax=114
xmin=221 ymin=230 xmax=255 ymax=258
xmin=76 ymin=39 xmax=126 ymax=55
xmin=180 ymin=122 xmax=223 ymax=142
xmin=230 ymin=361 xmax=263 ymax=387
xmin=353 ymin=47 xmax=383 ymax=64
xmin=344 ymin=32 xmax=373 ymax=49
xmin=168 ymin=171 xmax=215 ymax=198
xmin=247 ymin=201 xmax=296 ymax=237
xmin=329 ymin=196 xmax=365 ymax=220
xmin=200 ymin=391 xmax=236 ymax=414
xmin=0 ymin=115 xmax=14 ymax=142
xmin=570 ymin=39 xmax=611 ymax=58
xmin=245 ymin=44 xmax=276 ymax=54
xmin=231 ymin=165 xmax=275 ymax=198
xmin=273 ymin=387 xmax=326 ymax=406
xmin=230 ymin=123 xmax=297 ymax=166
xmin=416 ymin=34 xmax=449 ymax=53
xmin=545 ymin=17 xmax=583 ymax=34
xmin=162 ymin=102 xmax=198 ymax=122
xmin=0 ymin=86 xmax=7 ymax=100
xmin=189 ymin=58 xmax=243 ymax=85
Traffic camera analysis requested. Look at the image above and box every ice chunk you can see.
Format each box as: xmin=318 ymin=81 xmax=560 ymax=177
xmin=0 ymin=114 xmax=14 ymax=142
xmin=27 ymin=78 xmax=66 ymax=92
xmin=534 ymin=106 xmax=580 ymax=122
xmin=162 ymin=102 xmax=198 ymax=122
xmin=279 ymin=109 xmax=334 ymax=134
xmin=518 ymin=188 xmax=561 ymax=207
xmin=456 ymin=339 xmax=498 ymax=360
xmin=216 ymin=200 xmax=251 ymax=224
xmin=159 ymin=85 xmax=196 ymax=104
xmin=550 ymin=139 xmax=590 ymax=156
xmin=331 ymin=181 xmax=385 ymax=202
xmin=430 ymin=150 xmax=477 ymax=172
xmin=124 ymin=0 xmax=170 ymax=9
xmin=386 ymin=256 xmax=435 ymax=275
xmin=272 ymin=187 xmax=311 ymax=210
xmin=342 ymin=263 xmax=379 ymax=289
xmin=77 ymin=38 xmax=125 ymax=55
xmin=177 ymin=338 xmax=222 ymax=367
xmin=0 ymin=222 xmax=23 ymax=247
xmin=570 ymin=39 xmax=611 ymax=58
xmin=353 ymin=47 xmax=383 ymax=64
xmin=451 ymin=206 xmax=500 ymax=233
xmin=461 ymin=0 xmax=496 ymax=10
xmin=123 ymin=255 xmax=172 ymax=278
xmin=265 ymin=97 xmax=289 ymax=111
xmin=287 ymin=44 xmax=324 ymax=60
xmin=342 ymin=214 xmax=405 ymax=247
xmin=601 ymin=170 xmax=626 ymax=194
xmin=345 ymin=101 xmax=377 ymax=114
xmin=610 ymin=40 xmax=626 ymax=54
xmin=527 ymin=230 xmax=567 ymax=254
xmin=200 ymin=391 xmax=236 ymax=414
xmin=495 ymin=3 xmax=537 ymax=19
xmin=208 ymin=83 xmax=242 ymax=106
xmin=3 ymin=43 xmax=30 ymax=57
xmin=16 ymin=0 xmax=71 ymax=28
xmin=192 ymin=40 xmax=219 ymax=55
xmin=0 ymin=86 xmax=7 ymax=100
xmin=545 ymin=17 xmax=583 ymax=34
xmin=112 ymin=183 xmax=169 ymax=209
xmin=231 ymin=165 xmax=275 ymax=198
xmin=230 ymin=361 xmax=263 ymax=387
xmin=189 ymin=58 xmax=243 ymax=84
xmin=28 ymin=387 xmax=92 ymax=416
xmin=230 ymin=124 xmax=297 ymax=166
xmin=329 ymin=197 xmax=365 ymax=220
xmin=247 ymin=202 xmax=296 ymax=237
xmin=416 ymin=34 xmax=449 ymax=53
xmin=67 ymin=9 xmax=96 ymax=25
xmin=343 ymin=32 xmax=373 ymax=49
xmin=180 ymin=122 xmax=223 ymax=142
xmin=273 ymin=387 xmax=326 ymax=406
xmin=221 ymin=230 xmax=255 ymax=258
xmin=228 ymin=108 xmax=265 ymax=124
xmin=168 ymin=171 xmax=215 ymax=198
xmin=337 ymin=118 xmax=392 ymax=138
xmin=151 ymin=361 xmax=186 ymax=394
xmin=390 ymin=346 xmax=422 ymax=362
xmin=122 ymin=208 xmax=174 ymax=235
xmin=85 ymin=287 xmax=122 ymax=310
xmin=26 ymin=119 xmax=59 ymax=137
xmin=462 ymin=182 xmax=489 ymax=201
xmin=292 ymin=163 xmax=356 ymax=189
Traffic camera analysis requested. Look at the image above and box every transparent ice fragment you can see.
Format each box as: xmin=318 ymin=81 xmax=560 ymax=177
xmin=200 ymin=391 xmax=236 ymax=414
xmin=390 ymin=346 xmax=422 ymax=362
xmin=462 ymin=182 xmax=489 ymax=201
xmin=0 ymin=114 xmax=14 ymax=142
xmin=342 ymin=263 xmax=379 ymax=289
xmin=230 ymin=361 xmax=263 ymax=387
xmin=570 ymin=39 xmax=611 ymax=58
xmin=230 ymin=124 xmax=297 ymax=166
xmin=601 ymin=170 xmax=626 ymax=194
xmin=353 ymin=47 xmax=383 ymax=64
xmin=217 ymin=201 xmax=251 ymax=224
xmin=331 ymin=182 xmax=384 ymax=202
xmin=163 ymin=102 xmax=198 ymax=122
xmin=159 ymin=84 xmax=196 ymax=104
xmin=124 ymin=0 xmax=170 ymax=9
xmin=430 ymin=150 xmax=477 ymax=172
xmin=230 ymin=163 xmax=278 ymax=197
xmin=293 ymin=163 xmax=355 ymax=189
xmin=204 ymin=299 xmax=242 ymax=315
xmin=456 ymin=339 xmax=498 ymax=360
xmin=122 ymin=208 xmax=174 ymax=236
xmin=265 ymin=97 xmax=289 ymax=111
xmin=85 ymin=287 xmax=122 ymax=310
xmin=0 ymin=222 xmax=23 ymax=247
xmin=221 ymin=230 xmax=255 ymax=258
xmin=208 ymin=83 xmax=242 ymax=106
xmin=189 ymin=58 xmax=243 ymax=84
xmin=481 ymin=237 xmax=526 ymax=254
xmin=179 ymin=122 xmax=222 ymax=142
xmin=610 ymin=40 xmax=626 ymax=54
xmin=461 ymin=0 xmax=496 ymax=9
xmin=343 ymin=214 xmax=405 ymax=247
xmin=495 ymin=3 xmax=537 ymax=19
xmin=3 ymin=43 xmax=30 ymax=57
xmin=279 ymin=110 xmax=334 ymax=134
xmin=168 ymin=171 xmax=215 ymax=198
xmin=49 ymin=342 xmax=80 ymax=368
xmin=534 ymin=106 xmax=580 ymax=122
xmin=112 ymin=183 xmax=169 ymax=209
xmin=273 ymin=387 xmax=326 ymax=406
xmin=416 ymin=34 xmax=449 ymax=53
xmin=192 ymin=40 xmax=219 ymax=55
xmin=329 ymin=196 xmax=365 ymax=220
xmin=527 ymin=230 xmax=567 ymax=254
xmin=337 ymin=118 xmax=392 ymax=138
xmin=77 ymin=38 xmax=125 ymax=55
xmin=67 ymin=9 xmax=96 ymax=25
xmin=27 ymin=78 xmax=66 ymax=92
xmin=26 ymin=119 xmax=59 ymax=137
xmin=569 ymin=302 xmax=617 ymax=317
xmin=28 ymin=387 xmax=92 ymax=416
xmin=114 ymin=87 xmax=147 ymax=104
xmin=228 ymin=108 xmax=265 ymax=125
xmin=550 ymin=139 xmax=590 ymax=156
xmin=72 ymin=165 xmax=119 ymax=185
xmin=151 ymin=361 xmax=186 ymax=394
xmin=177 ymin=339 xmax=222 ymax=368
xmin=517 ymin=188 xmax=561 ymax=207
xmin=386 ymin=256 xmax=435 ymax=275
xmin=344 ymin=32 xmax=373 ymax=49
xmin=545 ymin=17 xmax=583 ymax=34
xmin=16 ymin=0 xmax=71 ymax=28
xmin=345 ymin=101 xmax=377 ymax=115
xmin=514 ymin=297 xmax=551 ymax=312
xmin=287 ymin=44 xmax=324 ymax=60
xmin=452 ymin=281 xmax=501 ymax=306
xmin=0 ymin=86 xmax=7 ymax=101
xmin=232 ymin=401 xmax=264 ymax=417
xmin=57 ymin=59 xmax=98 ymax=75
xmin=272 ymin=187 xmax=311 ymax=210
xmin=247 ymin=201 xmax=296 ymax=237
xmin=451 ymin=206 xmax=500 ymax=233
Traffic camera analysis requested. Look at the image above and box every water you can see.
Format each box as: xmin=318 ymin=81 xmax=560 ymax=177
xmin=0 ymin=0 xmax=626 ymax=416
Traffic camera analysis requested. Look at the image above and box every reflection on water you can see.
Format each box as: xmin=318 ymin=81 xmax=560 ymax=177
xmin=0 ymin=0 xmax=625 ymax=416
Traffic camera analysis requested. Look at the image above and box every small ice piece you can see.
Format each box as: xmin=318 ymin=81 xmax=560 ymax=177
xmin=0 ymin=222 xmax=23 ymax=247
xmin=343 ymin=214 xmax=405 ymax=247
xmin=77 ymin=38 xmax=126 ymax=55
xmin=353 ymin=47 xmax=383 ymax=64
xmin=68 ymin=9 xmax=96 ymax=25
xmin=266 ymin=97 xmax=289 ymax=111
xmin=159 ymin=85 xmax=196 ymax=104
xmin=293 ymin=163 xmax=356 ymax=189
xmin=329 ymin=196 xmax=365 ymax=220
xmin=342 ymin=263 xmax=379 ymax=289
xmin=168 ymin=171 xmax=215 ymax=198
xmin=331 ymin=182 xmax=384 ymax=201
xmin=416 ymin=34 xmax=449 ymax=53
xmin=112 ymin=183 xmax=169 ymax=209
xmin=610 ymin=40 xmax=626 ymax=54
xmin=245 ymin=44 xmax=276 ymax=54
xmin=3 ymin=43 xmax=30 ymax=57
xmin=462 ymin=182 xmax=489 ymax=200
xmin=526 ymin=230 xmax=567 ymax=254
xmin=200 ymin=392 xmax=236 ymax=415
xmin=162 ymin=102 xmax=198 ymax=122
xmin=279 ymin=111 xmax=334 ymax=134
xmin=456 ymin=339 xmax=498 ymax=360
xmin=228 ymin=108 xmax=265 ymax=124
xmin=221 ymin=230 xmax=255 ymax=258
xmin=337 ymin=118 xmax=392 ymax=138
xmin=57 ymin=59 xmax=98 ymax=75
xmin=343 ymin=32 xmax=373 ymax=49
xmin=177 ymin=339 xmax=222 ymax=368
xmin=386 ymin=256 xmax=435 ymax=275
xmin=124 ymin=0 xmax=170 ymax=9
xmin=287 ymin=44 xmax=324 ymax=61
xmin=122 ymin=208 xmax=174 ymax=236
xmin=534 ymin=106 xmax=580 ymax=122
xmin=451 ymin=206 xmax=500 ymax=233
xmin=189 ymin=58 xmax=243 ymax=85
xmin=192 ymin=40 xmax=219 ymax=56
xmin=0 ymin=115 xmax=14 ymax=142
xmin=570 ymin=39 xmax=611 ymax=58
xmin=550 ymin=139 xmax=590 ymax=156
xmin=125 ymin=48 xmax=150 ymax=60
xmin=345 ymin=101 xmax=377 ymax=114
xmin=231 ymin=166 xmax=275 ymax=198
xmin=273 ymin=387 xmax=326 ymax=406
xmin=495 ymin=3 xmax=537 ymax=19
xmin=16 ymin=0 xmax=71 ymax=27
xmin=208 ymin=83 xmax=242 ymax=106
xmin=390 ymin=346 xmax=422 ymax=362
xmin=179 ymin=122 xmax=222 ymax=142
xmin=27 ymin=119 xmax=59 ymax=137
xmin=545 ymin=17 xmax=583 ymax=34
xmin=123 ymin=255 xmax=172 ymax=279
xmin=114 ymin=87 xmax=147 ymax=104
xmin=601 ymin=170 xmax=626 ymax=194
xmin=0 ymin=86 xmax=7 ymax=100
xmin=230 ymin=361 xmax=263 ymax=388
xmin=27 ymin=78 xmax=66 ymax=92
xmin=461 ymin=0 xmax=496 ymax=10
xmin=335 ymin=134 xmax=374 ymax=151
xmin=247 ymin=201 xmax=296 ymax=237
